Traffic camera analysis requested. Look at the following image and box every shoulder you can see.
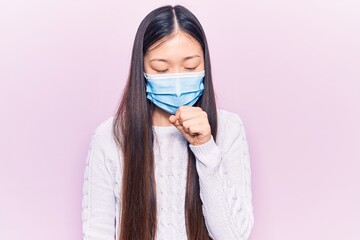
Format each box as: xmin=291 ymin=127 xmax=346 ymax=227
xmin=90 ymin=116 xmax=116 ymax=149
xmin=92 ymin=116 xmax=115 ymax=137
xmin=215 ymin=109 xmax=247 ymax=147
xmin=87 ymin=116 xmax=119 ymax=177
xmin=216 ymin=109 xmax=245 ymax=129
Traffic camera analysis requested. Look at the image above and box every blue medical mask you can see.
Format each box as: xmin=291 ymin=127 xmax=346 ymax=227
xmin=144 ymin=70 xmax=205 ymax=114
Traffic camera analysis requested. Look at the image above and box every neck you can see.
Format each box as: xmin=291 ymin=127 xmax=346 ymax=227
xmin=152 ymin=107 xmax=172 ymax=126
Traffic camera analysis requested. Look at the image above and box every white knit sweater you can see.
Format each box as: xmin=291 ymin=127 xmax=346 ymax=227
xmin=82 ymin=109 xmax=254 ymax=240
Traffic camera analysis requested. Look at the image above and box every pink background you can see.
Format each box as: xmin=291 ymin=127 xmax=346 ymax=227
xmin=1 ymin=0 xmax=359 ymax=239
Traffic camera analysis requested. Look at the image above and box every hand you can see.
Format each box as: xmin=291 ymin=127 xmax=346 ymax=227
xmin=169 ymin=106 xmax=212 ymax=146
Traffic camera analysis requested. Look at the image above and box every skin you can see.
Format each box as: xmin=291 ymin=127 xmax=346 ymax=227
xmin=144 ymin=30 xmax=212 ymax=146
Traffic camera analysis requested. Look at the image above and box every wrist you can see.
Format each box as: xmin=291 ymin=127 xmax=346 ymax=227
xmin=189 ymin=136 xmax=222 ymax=169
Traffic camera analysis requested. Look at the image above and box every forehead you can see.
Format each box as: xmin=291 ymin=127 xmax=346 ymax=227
xmin=145 ymin=31 xmax=203 ymax=59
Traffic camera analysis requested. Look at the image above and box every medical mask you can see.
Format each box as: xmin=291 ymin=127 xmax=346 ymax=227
xmin=144 ymin=70 xmax=205 ymax=114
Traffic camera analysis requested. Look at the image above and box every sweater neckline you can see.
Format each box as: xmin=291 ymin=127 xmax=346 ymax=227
xmin=152 ymin=125 xmax=179 ymax=134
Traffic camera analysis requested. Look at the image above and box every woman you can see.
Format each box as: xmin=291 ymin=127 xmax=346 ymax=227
xmin=82 ymin=5 xmax=254 ymax=240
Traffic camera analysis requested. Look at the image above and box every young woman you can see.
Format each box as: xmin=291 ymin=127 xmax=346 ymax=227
xmin=82 ymin=5 xmax=254 ymax=240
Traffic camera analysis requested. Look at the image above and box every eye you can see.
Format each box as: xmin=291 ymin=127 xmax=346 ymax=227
xmin=156 ymin=69 xmax=168 ymax=74
xmin=185 ymin=67 xmax=197 ymax=71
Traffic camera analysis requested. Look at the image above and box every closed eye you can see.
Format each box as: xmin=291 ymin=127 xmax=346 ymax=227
xmin=156 ymin=69 xmax=169 ymax=74
xmin=185 ymin=67 xmax=197 ymax=71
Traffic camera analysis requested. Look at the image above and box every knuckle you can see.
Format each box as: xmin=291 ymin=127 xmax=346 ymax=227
xmin=179 ymin=112 xmax=186 ymax=120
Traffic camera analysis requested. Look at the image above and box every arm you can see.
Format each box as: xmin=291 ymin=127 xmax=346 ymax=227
xmin=82 ymin=127 xmax=116 ymax=240
xmin=189 ymin=114 xmax=254 ymax=240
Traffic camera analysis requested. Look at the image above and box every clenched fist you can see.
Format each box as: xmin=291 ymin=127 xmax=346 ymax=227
xmin=169 ymin=106 xmax=212 ymax=146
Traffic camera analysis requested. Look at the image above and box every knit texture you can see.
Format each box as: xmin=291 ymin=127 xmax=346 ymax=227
xmin=82 ymin=109 xmax=254 ymax=240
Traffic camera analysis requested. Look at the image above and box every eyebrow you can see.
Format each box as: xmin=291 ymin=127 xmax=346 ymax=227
xmin=184 ymin=55 xmax=201 ymax=61
xmin=149 ymin=55 xmax=201 ymax=63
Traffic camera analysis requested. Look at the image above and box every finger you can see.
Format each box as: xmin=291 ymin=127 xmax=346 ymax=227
xmin=178 ymin=110 xmax=205 ymax=125
xmin=186 ymin=124 xmax=203 ymax=136
xmin=180 ymin=111 xmax=208 ymax=128
xmin=175 ymin=106 xmax=202 ymax=120
xmin=176 ymin=108 xmax=205 ymax=125
xmin=181 ymin=117 xmax=203 ymax=130
xmin=174 ymin=123 xmax=194 ymax=139
xmin=169 ymin=115 xmax=177 ymax=124
xmin=169 ymin=115 xmax=184 ymax=129
xmin=182 ymin=118 xmax=208 ymax=135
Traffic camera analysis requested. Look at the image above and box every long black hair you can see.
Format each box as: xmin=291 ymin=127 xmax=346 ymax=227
xmin=112 ymin=5 xmax=217 ymax=239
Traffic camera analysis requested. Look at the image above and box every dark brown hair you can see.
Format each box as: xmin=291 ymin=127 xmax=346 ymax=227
xmin=112 ymin=5 xmax=217 ymax=240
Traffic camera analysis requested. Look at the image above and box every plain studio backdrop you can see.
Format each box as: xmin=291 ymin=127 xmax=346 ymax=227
xmin=0 ymin=0 xmax=359 ymax=239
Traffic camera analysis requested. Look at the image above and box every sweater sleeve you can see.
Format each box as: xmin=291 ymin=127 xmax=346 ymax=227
xmin=82 ymin=127 xmax=116 ymax=240
xmin=189 ymin=114 xmax=254 ymax=240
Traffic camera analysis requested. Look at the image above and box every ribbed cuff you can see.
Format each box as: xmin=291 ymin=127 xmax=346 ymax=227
xmin=189 ymin=135 xmax=222 ymax=169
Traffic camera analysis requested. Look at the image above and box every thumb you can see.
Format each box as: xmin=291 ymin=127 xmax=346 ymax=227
xmin=169 ymin=115 xmax=178 ymax=125
xmin=169 ymin=115 xmax=192 ymax=140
